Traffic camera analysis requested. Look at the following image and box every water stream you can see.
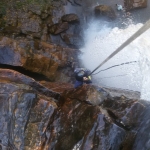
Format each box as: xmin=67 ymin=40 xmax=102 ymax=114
xmin=80 ymin=19 xmax=150 ymax=100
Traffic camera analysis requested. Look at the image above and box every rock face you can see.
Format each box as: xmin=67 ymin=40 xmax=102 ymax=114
xmin=0 ymin=36 xmax=79 ymax=82
xmin=124 ymin=0 xmax=147 ymax=10
xmin=94 ymin=5 xmax=116 ymax=20
xmin=0 ymin=69 xmax=149 ymax=150
xmin=0 ymin=69 xmax=59 ymax=150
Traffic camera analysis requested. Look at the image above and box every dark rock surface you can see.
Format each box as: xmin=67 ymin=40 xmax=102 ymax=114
xmin=132 ymin=104 xmax=150 ymax=150
xmin=94 ymin=5 xmax=116 ymax=20
xmin=0 ymin=69 xmax=59 ymax=149
xmin=0 ymin=69 xmax=149 ymax=149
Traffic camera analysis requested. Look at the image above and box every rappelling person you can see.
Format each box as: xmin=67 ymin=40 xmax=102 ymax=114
xmin=74 ymin=68 xmax=92 ymax=88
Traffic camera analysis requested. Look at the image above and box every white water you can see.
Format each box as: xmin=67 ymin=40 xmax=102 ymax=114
xmin=80 ymin=20 xmax=150 ymax=100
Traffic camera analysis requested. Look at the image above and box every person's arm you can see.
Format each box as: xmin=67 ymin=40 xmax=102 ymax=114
xmin=83 ymin=76 xmax=92 ymax=83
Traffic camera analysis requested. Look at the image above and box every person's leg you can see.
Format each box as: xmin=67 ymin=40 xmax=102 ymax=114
xmin=74 ymin=80 xmax=83 ymax=88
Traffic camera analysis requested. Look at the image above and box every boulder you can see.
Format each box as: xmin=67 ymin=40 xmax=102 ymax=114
xmin=61 ymin=13 xmax=80 ymax=23
xmin=48 ymin=22 xmax=69 ymax=35
xmin=124 ymin=0 xmax=147 ymax=11
xmin=94 ymin=5 xmax=116 ymax=20
xmin=60 ymin=33 xmax=84 ymax=48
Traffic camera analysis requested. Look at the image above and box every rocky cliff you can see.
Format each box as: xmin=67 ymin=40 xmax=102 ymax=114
xmin=0 ymin=69 xmax=149 ymax=150
xmin=0 ymin=0 xmax=149 ymax=150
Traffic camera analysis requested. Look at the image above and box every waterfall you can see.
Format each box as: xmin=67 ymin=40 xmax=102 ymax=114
xmin=80 ymin=19 xmax=150 ymax=100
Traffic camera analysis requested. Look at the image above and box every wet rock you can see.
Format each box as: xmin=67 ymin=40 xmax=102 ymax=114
xmin=121 ymin=102 xmax=145 ymax=127
xmin=80 ymin=119 xmax=126 ymax=150
xmin=0 ymin=69 xmax=58 ymax=150
xmin=94 ymin=5 xmax=116 ymax=20
xmin=132 ymin=105 xmax=150 ymax=150
xmin=61 ymin=84 xmax=110 ymax=106
xmin=61 ymin=13 xmax=80 ymax=23
xmin=48 ymin=22 xmax=69 ymax=35
xmin=41 ymin=85 xmax=129 ymax=150
xmin=0 ymin=69 xmax=60 ymax=100
xmin=124 ymin=0 xmax=147 ymax=11
xmin=0 ymin=36 xmax=79 ymax=81
xmin=74 ymin=0 xmax=82 ymax=6
xmin=60 ymin=33 xmax=84 ymax=48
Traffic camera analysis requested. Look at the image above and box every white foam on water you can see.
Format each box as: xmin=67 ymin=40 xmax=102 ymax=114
xmin=80 ymin=20 xmax=150 ymax=100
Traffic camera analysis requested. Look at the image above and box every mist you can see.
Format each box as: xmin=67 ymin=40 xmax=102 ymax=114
xmin=80 ymin=19 xmax=150 ymax=100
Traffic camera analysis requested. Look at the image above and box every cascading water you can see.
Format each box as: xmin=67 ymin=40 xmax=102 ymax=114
xmin=80 ymin=19 xmax=150 ymax=100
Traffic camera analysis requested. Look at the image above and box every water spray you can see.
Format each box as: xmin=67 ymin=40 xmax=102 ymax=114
xmin=89 ymin=19 xmax=150 ymax=75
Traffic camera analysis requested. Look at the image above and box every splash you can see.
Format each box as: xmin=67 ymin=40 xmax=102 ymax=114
xmin=80 ymin=20 xmax=150 ymax=100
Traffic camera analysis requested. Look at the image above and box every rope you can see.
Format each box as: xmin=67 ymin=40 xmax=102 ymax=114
xmin=89 ymin=19 xmax=150 ymax=75
xmin=98 ymin=74 xmax=128 ymax=80
xmin=92 ymin=61 xmax=137 ymax=75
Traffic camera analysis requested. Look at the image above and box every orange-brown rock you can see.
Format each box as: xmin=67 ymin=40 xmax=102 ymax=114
xmin=0 ymin=69 xmax=60 ymax=99
xmin=39 ymin=80 xmax=73 ymax=94
xmin=124 ymin=0 xmax=147 ymax=10
xmin=0 ymin=36 xmax=79 ymax=81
